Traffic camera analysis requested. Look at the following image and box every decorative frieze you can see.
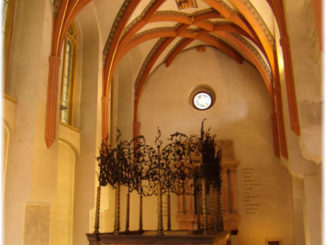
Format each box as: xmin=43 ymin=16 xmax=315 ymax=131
xmin=103 ymin=0 xmax=134 ymax=65
xmin=214 ymin=0 xmax=236 ymax=13
xmin=232 ymin=33 xmax=272 ymax=80
xmin=240 ymin=0 xmax=275 ymax=49
xmin=175 ymin=0 xmax=198 ymax=10
xmin=53 ymin=0 xmax=63 ymax=17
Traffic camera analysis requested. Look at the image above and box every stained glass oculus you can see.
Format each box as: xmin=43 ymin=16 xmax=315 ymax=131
xmin=193 ymin=92 xmax=212 ymax=110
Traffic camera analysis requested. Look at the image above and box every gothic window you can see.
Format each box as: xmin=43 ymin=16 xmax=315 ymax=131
xmin=3 ymin=0 xmax=15 ymax=91
xmin=60 ymin=25 xmax=77 ymax=125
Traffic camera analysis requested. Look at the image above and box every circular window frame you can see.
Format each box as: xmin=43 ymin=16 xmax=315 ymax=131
xmin=189 ymin=85 xmax=216 ymax=111
xmin=193 ymin=91 xmax=213 ymax=110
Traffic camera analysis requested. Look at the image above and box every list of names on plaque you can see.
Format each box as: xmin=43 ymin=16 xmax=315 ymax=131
xmin=241 ymin=167 xmax=262 ymax=215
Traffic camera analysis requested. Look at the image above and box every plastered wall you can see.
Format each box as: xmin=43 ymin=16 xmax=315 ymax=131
xmin=3 ymin=1 xmax=320 ymax=244
xmin=49 ymin=138 xmax=76 ymax=245
xmin=3 ymin=1 xmax=103 ymax=245
xmin=137 ymin=47 xmax=295 ymax=245
xmin=3 ymin=1 xmax=57 ymax=244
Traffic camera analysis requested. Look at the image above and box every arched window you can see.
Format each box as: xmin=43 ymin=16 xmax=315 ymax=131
xmin=60 ymin=25 xmax=77 ymax=125
xmin=3 ymin=0 xmax=15 ymax=92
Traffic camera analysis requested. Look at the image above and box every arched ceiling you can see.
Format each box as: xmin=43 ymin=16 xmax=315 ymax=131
xmin=47 ymin=0 xmax=301 ymax=159
xmin=98 ymin=0 xmax=276 ymax=98
xmin=94 ymin=0 xmax=287 ymax=157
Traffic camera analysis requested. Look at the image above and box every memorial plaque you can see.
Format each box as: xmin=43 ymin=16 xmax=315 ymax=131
xmin=241 ymin=168 xmax=262 ymax=215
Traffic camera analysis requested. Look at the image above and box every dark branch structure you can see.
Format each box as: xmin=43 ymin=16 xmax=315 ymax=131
xmin=96 ymin=120 xmax=222 ymax=235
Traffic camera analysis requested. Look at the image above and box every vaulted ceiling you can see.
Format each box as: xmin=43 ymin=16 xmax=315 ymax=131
xmin=101 ymin=0 xmax=275 ymax=97
xmin=47 ymin=0 xmax=301 ymax=159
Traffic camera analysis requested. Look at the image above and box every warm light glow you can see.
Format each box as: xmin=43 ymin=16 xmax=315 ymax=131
xmin=277 ymin=47 xmax=284 ymax=74
xmin=273 ymin=18 xmax=284 ymax=76
xmin=193 ymin=92 xmax=212 ymax=110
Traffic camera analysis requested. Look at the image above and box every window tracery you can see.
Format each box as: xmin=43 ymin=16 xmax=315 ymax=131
xmin=3 ymin=0 xmax=15 ymax=92
xmin=60 ymin=25 xmax=77 ymax=125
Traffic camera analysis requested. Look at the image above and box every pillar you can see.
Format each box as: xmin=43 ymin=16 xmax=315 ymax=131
xmin=302 ymin=174 xmax=321 ymax=245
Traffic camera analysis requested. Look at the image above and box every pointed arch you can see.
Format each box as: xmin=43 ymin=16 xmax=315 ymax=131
xmin=46 ymin=0 xmax=92 ymax=147
xmin=267 ymin=0 xmax=300 ymax=135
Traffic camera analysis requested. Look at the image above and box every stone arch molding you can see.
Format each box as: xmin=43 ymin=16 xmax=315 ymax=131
xmin=45 ymin=0 xmax=300 ymax=159
xmin=3 ymin=120 xmax=11 ymax=192
xmin=50 ymin=139 xmax=77 ymax=245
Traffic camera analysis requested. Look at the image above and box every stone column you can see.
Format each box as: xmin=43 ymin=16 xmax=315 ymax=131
xmin=302 ymin=174 xmax=321 ymax=245
xmin=74 ymin=5 xmax=102 ymax=245
xmin=291 ymin=176 xmax=305 ymax=245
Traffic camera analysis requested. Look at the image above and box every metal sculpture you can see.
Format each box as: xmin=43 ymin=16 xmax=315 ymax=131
xmin=96 ymin=120 xmax=223 ymax=235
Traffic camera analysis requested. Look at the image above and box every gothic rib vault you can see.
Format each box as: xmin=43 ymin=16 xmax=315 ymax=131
xmin=3 ymin=0 xmax=322 ymax=245
xmin=46 ymin=0 xmax=301 ymax=160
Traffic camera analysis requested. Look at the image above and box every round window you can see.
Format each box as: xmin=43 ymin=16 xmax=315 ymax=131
xmin=193 ymin=92 xmax=212 ymax=110
xmin=189 ymin=85 xmax=216 ymax=110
